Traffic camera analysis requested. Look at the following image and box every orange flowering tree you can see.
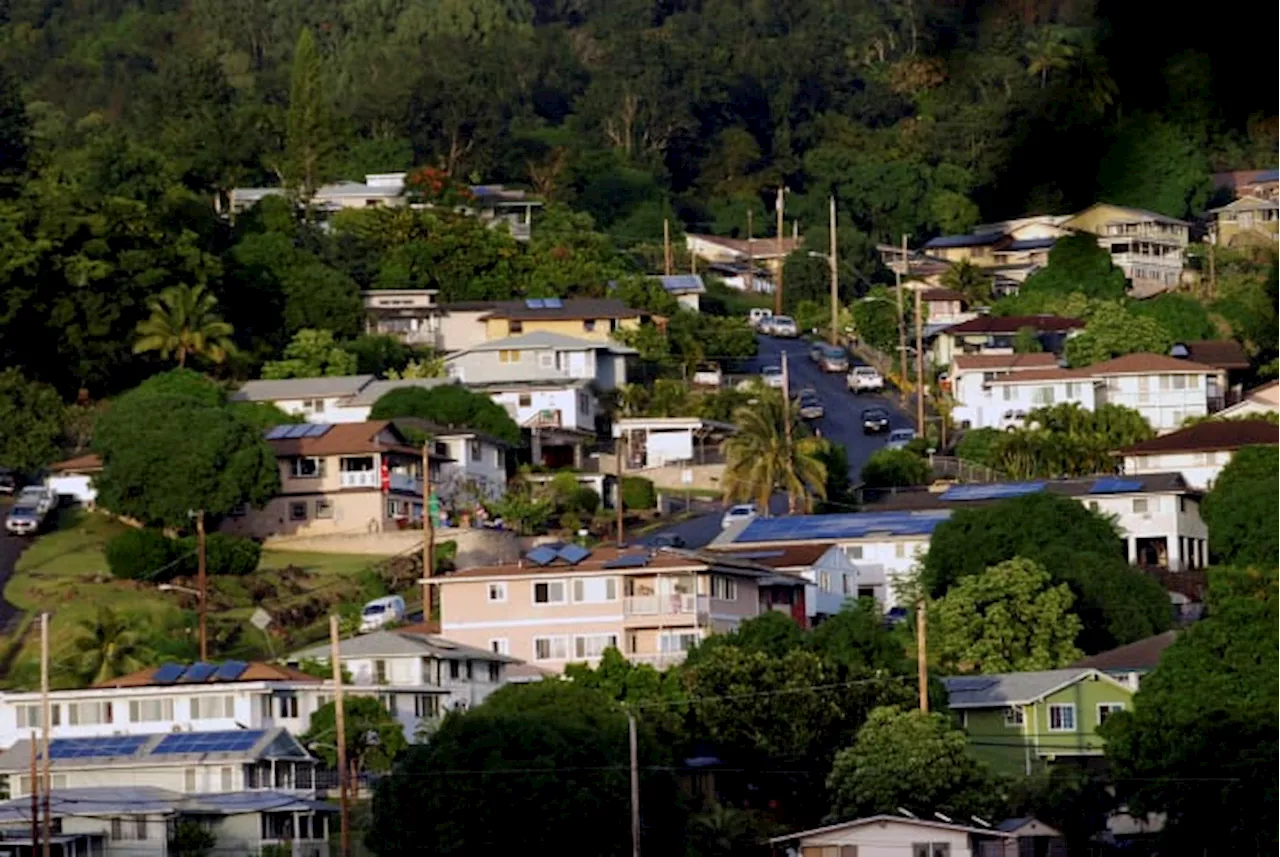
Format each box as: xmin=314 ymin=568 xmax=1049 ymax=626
xmin=405 ymin=167 xmax=474 ymax=207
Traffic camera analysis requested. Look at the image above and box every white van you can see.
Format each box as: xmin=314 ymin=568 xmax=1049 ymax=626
xmin=747 ymin=308 xmax=773 ymax=329
xmin=359 ymin=595 xmax=406 ymax=633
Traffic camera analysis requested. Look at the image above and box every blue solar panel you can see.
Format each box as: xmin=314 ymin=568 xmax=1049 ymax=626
xmin=602 ymin=554 xmax=650 ymax=569
xmin=180 ymin=662 xmax=218 ymax=683
xmin=525 ymin=298 xmax=545 ymax=308
xmin=733 ymin=511 xmax=952 ymax=544
xmin=284 ymin=424 xmax=312 ymax=439
xmin=152 ymin=663 xmax=186 ymax=684
xmin=212 ymin=660 xmax=250 ymax=682
xmin=542 ymin=297 xmax=563 ymax=309
xmin=264 ymin=425 xmax=293 ymax=440
xmin=939 ymin=482 xmax=1046 ymax=502
xmin=525 ymin=546 xmax=558 ymax=566
xmin=302 ymin=423 xmax=332 ymax=438
xmin=152 ymin=730 xmax=265 ymax=756
xmin=1089 ymin=478 xmax=1144 ymax=495
xmin=48 ymin=736 xmax=148 ymax=760
xmin=558 ymin=544 xmax=592 ymax=566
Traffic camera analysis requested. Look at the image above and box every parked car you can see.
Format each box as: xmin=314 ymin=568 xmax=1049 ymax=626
xmin=847 ymin=365 xmax=885 ymax=394
xmin=757 ymin=316 xmax=777 ymax=335
xmin=862 ymin=407 xmax=891 ymax=434
xmin=5 ymin=505 xmax=43 ymax=536
xmin=650 ymin=532 xmax=687 ymax=549
xmin=692 ymin=363 xmax=723 ymax=387
xmin=818 ymin=346 xmax=849 ymax=373
xmin=761 ymin=366 xmax=784 ymax=388
xmin=797 ymin=393 xmax=825 ymax=420
xmin=884 ymin=606 xmax=909 ymax=628
xmin=748 ymin=308 xmax=774 ymax=329
xmin=884 ymin=428 xmax=917 ymax=450
xmin=17 ymin=486 xmax=56 ymax=516
xmin=359 ymin=595 xmax=407 ymax=633
xmin=720 ymin=503 xmax=759 ymax=530
xmin=0 ymin=471 xmax=15 ymax=495
xmin=809 ymin=341 xmax=827 ymax=362
xmin=770 ymin=316 xmax=799 ymax=338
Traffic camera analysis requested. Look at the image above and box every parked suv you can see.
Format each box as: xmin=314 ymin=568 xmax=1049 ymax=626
xmin=5 ymin=505 xmax=43 ymax=536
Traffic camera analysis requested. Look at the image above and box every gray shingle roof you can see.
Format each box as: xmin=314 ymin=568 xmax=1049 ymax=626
xmin=347 ymin=377 xmax=455 ymax=406
xmin=289 ymin=630 xmax=519 ymax=663
xmin=943 ymin=668 xmax=1108 ymax=708
xmin=231 ymin=375 xmax=375 ymax=402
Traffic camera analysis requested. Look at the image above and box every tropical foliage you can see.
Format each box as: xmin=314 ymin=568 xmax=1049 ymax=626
xmin=71 ymin=606 xmax=150 ymax=685
xmin=133 ymin=284 xmax=235 ymax=369
xmin=721 ymin=395 xmax=827 ymax=513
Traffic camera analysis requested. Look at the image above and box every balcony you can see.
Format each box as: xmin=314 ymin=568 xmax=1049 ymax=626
xmin=626 ymin=651 xmax=689 ymax=668
xmin=389 ymin=473 xmax=423 ymax=494
xmin=624 ymin=594 xmax=707 ymax=617
xmin=339 ymin=470 xmax=378 ymax=488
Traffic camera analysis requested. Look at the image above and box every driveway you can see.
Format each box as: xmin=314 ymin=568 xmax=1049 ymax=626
xmin=0 ymin=530 xmax=27 ymax=629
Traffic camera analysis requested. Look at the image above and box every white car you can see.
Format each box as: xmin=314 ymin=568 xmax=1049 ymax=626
xmin=847 ymin=365 xmax=885 ymax=393
xmin=884 ymin=428 xmax=917 ymax=450
xmin=770 ymin=316 xmax=799 ymax=337
xmin=359 ymin=595 xmax=406 ymax=633
xmin=720 ymin=503 xmax=758 ymax=530
xmin=17 ymin=486 xmax=56 ymax=516
xmin=692 ymin=363 xmax=723 ymax=387
xmin=761 ymin=366 xmax=784 ymax=388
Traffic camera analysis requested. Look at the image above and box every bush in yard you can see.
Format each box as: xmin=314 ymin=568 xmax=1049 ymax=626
xmin=105 ymin=529 xmax=180 ymax=582
xmin=569 ymin=485 xmax=601 ymax=514
xmin=177 ymin=533 xmax=262 ymax=577
xmin=621 ymin=476 xmax=657 ymax=510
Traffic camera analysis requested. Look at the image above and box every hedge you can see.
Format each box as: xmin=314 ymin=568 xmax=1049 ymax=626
xmin=105 ymin=529 xmax=181 ymax=582
xmin=621 ymin=476 xmax=657 ymax=510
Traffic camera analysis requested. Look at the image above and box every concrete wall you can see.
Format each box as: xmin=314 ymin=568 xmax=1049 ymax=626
xmin=260 ymin=526 xmax=520 ymax=566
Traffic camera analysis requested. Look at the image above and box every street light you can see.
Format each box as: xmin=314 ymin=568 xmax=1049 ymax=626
xmin=157 ymin=583 xmax=206 ymax=660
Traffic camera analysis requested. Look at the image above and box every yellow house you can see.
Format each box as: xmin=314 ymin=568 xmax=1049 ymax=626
xmin=479 ymin=298 xmax=644 ymax=343
xmin=1209 ymin=195 xmax=1280 ymax=247
xmin=1062 ymin=203 xmax=1190 ymax=298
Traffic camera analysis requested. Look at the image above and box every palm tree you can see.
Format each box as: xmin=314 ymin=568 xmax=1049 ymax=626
xmin=133 ymin=284 xmax=236 ymax=368
xmin=71 ymin=606 xmax=151 ymax=685
xmin=1024 ymin=27 xmax=1077 ymax=88
xmin=940 ymin=260 xmax=992 ymax=306
xmin=721 ymin=395 xmax=827 ymax=514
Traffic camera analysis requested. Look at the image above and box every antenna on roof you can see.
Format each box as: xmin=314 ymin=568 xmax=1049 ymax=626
xmin=897 ymin=808 xmax=917 ymax=819
xmin=970 ymin=816 xmax=991 ymax=828
xmin=933 ymin=812 xmax=953 ymax=823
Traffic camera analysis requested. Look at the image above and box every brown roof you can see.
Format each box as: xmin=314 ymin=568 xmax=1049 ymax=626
xmin=945 ymin=315 xmax=1084 ymax=335
xmin=1117 ymin=420 xmax=1279 ymax=455
xmin=920 ymin=288 xmax=967 ymax=303
xmin=1072 ymin=631 xmax=1179 ymax=672
xmin=50 ymin=453 xmax=103 ymax=473
xmin=94 ymin=662 xmax=321 ymax=689
xmin=689 ymin=234 xmax=803 ymax=258
xmin=953 ymin=353 xmax=1058 ymax=372
xmin=1088 ymin=353 xmax=1218 ymax=375
xmin=713 ymin=543 xmax=832 ymax=567
xmin=987 ymin=368 xmax=1096 ymax=383
xmin=479 ymin=299 xmax=641 ymax=321
xmin=1178 ymin=340 xmax=1250 ymax=371
xmin=269 ymin=420 xmax=419 ymax=457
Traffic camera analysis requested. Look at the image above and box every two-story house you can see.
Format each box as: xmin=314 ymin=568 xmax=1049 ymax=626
xmin=945 ymin=668 xmax=1134 ymax=776
xmin=1090 ymin=353 xmax=1217 ymax=432
xmin=1208 ymin=194 xmax=1280 ymax=248
xmin=361 ymin=288 xmax=443 ymax=347
xmin=1118 ymin=419 xmax=1278 ymax=490
xmin=916 ymin=286 xmax=975 ymax=326
xmin=948 ymin=353 xmax=1061 ymax=429
xmin=444 ymin=331 xmax=635 ymax=391
xmin=932 ymin=315 xmax=1084 ymax=366
xmin=980 ymin=368 xmax=1099 ymax=429
xmin=431 ymin=545 xmax=806 ymax=672
xmin=1063 ymin=203 xmax=1191 ymax=298
xmin=287 ymin=629 xmax=519 ymax=741
xmin=229 ymin=375 xmax=383 ymax=423
xmin=477 ymin=298 xmax=645 ymax=344
xmin=714 ymin=543 xmax=863 ymax=625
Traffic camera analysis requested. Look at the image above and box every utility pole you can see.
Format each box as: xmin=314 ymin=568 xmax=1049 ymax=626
xmin=828 ymin=195 xmax=839 ymax=345
xmin=781 ymin=350 xmax=795 ymax=515
xmin=917 ymin=601 xmax=929 ymax=713
xmin=195 ymin=511 xmax=207 ymax=661
xmin=1208 ymin=234 xmax=1217 ymax=300
xmin=745 ymin=210 xmax=754 ymax=294
xmin=40 ymin=613 xmax=50 ymax=857
xmin=914 ymin=283 xmax=925 ymax=435
xmin=615 ymin=432 xmax=626 ymax=546
xmin=628 ymin=710 xmax=641 ymax=857
xmin=663 ymin=218 xmax=673 ymax=276
xmin=29 ymin=732 xmax=37 ymax=854
xmin=896 ymin=234 xmax=908 ymax=389
xmin=422 ymin=440 xmax=434 ymax=623
xmin=774 ymin=186 xmax=785 ymax=316
xmin=329 ymin=615 xmax=351 ymax=857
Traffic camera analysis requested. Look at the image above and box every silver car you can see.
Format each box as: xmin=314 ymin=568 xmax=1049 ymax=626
xmin=5 ymin=505 xmax=42 ymax=536
xmin=884 ymin=428 xmax=917 ymax=450
xmin=770 ymin=316 xmax=799 ymax=337
xmin=761 ymin=366 xmax=784 ymax=388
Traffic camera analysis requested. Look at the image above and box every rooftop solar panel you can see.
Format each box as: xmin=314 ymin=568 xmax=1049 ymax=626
xmin=264 ymin=425 xmax=293 ymax=440
xmin=152 ymin=730 xmax=265 ymax=756
xmin=557 ymin=544 xmax=592 ymax=566
xmin=939 ymin=482 xmax=1046 ymax=502
xmin=49 ymin=735 xmax=148 ymax=760
xmin=303 ymin=423 xmax=333 ymax=438
xmin=525 ymin=546 xmax=559 ymax=566
xmin=212 ymin=660 xmax=250 ymax=682
xmin=525 ymin=298 xmax=545 ymax=309
xmin=285 ymin=424 xmax=312 ymax=439
xmin=152 ymin=663 xmax=186 ymax=684
xmin=180 ymin=662 xmax=218 ymax=683
xmin=602 ymin=554 xmax=650 ymax=569
xmin=733 ymin=511 xmax=952 ymax=544
xmin=1088 ymin=478 xmax=1144 ymax=495
xmin=542 ymin=297 xmax=563 ymax=309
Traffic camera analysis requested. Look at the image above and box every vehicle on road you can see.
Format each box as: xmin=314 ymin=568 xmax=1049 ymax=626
xmin=0 ymin=470 xmax=15 ymax=495
xmin=797 ymin=393 xmax=825 ymax=420
xmin=757 ymin=316 xmax=777 ymax=335
xmin=862 ymin=407 xmax=891 ymax=434
xmin=650 ymin=532 xmax=687 ymax=549
xmin=847 ymin=365 xmax=885 ymax=393
xmin=818 ymin=346 xmax=849 ymax=373
xmin=761 ymin=366 xmax=784 ymax=388
xmin=692 ymin=363 xmax=723 ymax=387
xmin=770 ymin=316 xmax=799 ymax=337
xmin=748 ymin=308 xmax=773 ymax=329
xmin=360 ymin=595 xmax=406 ymax=633
xmin=17 ymin=486 xmax=56 ymax=516
xmin=884 ymin=428 xmax=917 ymax=450
xmin=809 ymin=341 xmax=827 ymax=362
xmin=720 ymin=503 xmax=758 ymax=530
xmin=5 ymin=505 xmax=43 ymax=536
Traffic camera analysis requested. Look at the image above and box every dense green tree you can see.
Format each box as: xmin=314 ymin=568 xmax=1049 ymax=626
xmin=1200 ymin=444 xmax=1279 ymax=567
xmin=850 ymin=289 xmax=907 ymax=354
xmin=70 ymin=606 xmax=151 ymax=685
xmin=1128 ymin=293 xmax=1216 ymax=342
xmin=940 ymin=261 xmax=992 ymax=306
xmin=370 ymin=385 xmax=520 ymax=446
xmin=860 ymin=448 xmax=930 ymax=489
xmin=285 ymin=29 xmax=338 ymax=198
xmin=811 ymin=598 xmax=905 ymax=673
xmin=133 ymin=284 xmax=235 ymax=368
xmin=302 ymin=696 xmax=408 ymax=778
xmin=344 ymin=335 xmax=417 ymax=377
xmin=0 ymin=369 xmax=66 ymax=473
xmin=1015 ymin=234 xmax=1128 ymax=302
xmin=1096 ymin=114 xmax=1212 ymax=219
xmin=0 ymin=70 xmax=30 ymax=191
xmin=1065 ymin=302 xmax=1174 ymax=366
xmin=722 ymin=395 xmax=827 ymax=513
xmin=260 ymin=329 xmax=359 ymax=379
xmin=687 ymin=611 xmax=808 ymax=664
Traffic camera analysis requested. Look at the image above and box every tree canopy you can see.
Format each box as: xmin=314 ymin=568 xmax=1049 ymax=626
xmin=1200 ymin=445 xmax=1279 ymax=567
xmin=0 ymin=369 xmax=66 ymax=473
xmin=369 ymin=384 xmax=520 ymax=446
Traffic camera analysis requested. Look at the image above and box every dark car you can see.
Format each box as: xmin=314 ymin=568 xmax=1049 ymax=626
xmin=650 ymin=532 xmax=686 ymax=549
xmin=798 ymin=394 xmax=825 ymax=420
xmin=862 ymin=407 xmax=891 ymax=434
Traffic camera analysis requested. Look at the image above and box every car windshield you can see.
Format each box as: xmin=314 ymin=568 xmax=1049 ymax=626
xmin=774 ymin=317 xmax=794 ymax=324
xmin=801 ymin=395 xmax=820 ymax=405
xmin=864 ymin=410 xmax=888 ymax=418
xmin=362 ymin=604 xmax=386 ymax=616
xmin=11 ymin=507 xmax=35 ymax=516
xmin=763 ymin=367 xmax=782 ymax=376
xmin=823 ymin=347 xmax=845 ymax=357
xmin=730 ymin=506 xmax=754 ymax=515
xmin=854 ymin=367 xmax=878 ymax=375
xmin=891 ymin=430 xmax=915 ymax=441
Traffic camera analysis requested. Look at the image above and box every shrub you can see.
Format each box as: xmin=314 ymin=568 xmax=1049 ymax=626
xmin=569 ymin=486 xmax=601 ymax=514
xmin=861 ymin=448 xmax=931 ymax=489
xmin=202 ymin=533 xmax=262 ymax=576
xmin=105 ymin=529 xmax=180 ymax=582
xmin=621 ymin=476 xmax=656 ymax=510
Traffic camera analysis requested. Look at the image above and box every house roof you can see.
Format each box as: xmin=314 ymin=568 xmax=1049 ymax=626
xmin=865 ymin=472 xmax=1194 ymax=512
xmin=769 ymin=814 xmax=1012 ymax=844
xmin=943 ymin=315 xmax=1084 ymax=336
xmin=93 ymin=661 xmax=321 ymax=689
xmin=920 ymin=287 xmax=967 ymax=302
xmin=1171 ymin=340 xmax=1251 ymax=371
xmin=985 ymin=367 xmax=1096 ymax=383
xmin=995 ymin=817 xmax=1062 ymax=836
xmin=1071 ymin=631 xmax=1179 ymax=673
xmin=49 ymin=453 xmax=103 ymax=474
xmin=0 ymin=728 xmax=309 ymax=773
xmin=479 ymin=298 xmax=641 ymax=321
xmin=923 ymin=233 xmax=1002 ymax=249
xmin=712 ymin=510 xmax=953 ymax=546
xmin=953 ymin=353 xmax=1059 ymax=372
xmin=688 ymin=233 xmax=803 ymax=258
xmin=1067 ymin=202 xmax=1190 ymax=227
xmin=289 ymin=629 xmax=520 ymax=663
xmin=1208 ymin=194 xmax=1280 ymax=214
xmin=649 ymin=274 xmax=706 ymax=294
xmin=346 ymin=378 xmax=455 ymax=406
xmin=1086 ymin=353 xmax=1217 ymax=375
xmin=446 ymin=331 xmax=638 ymax=356
xmin=1003 ymin=237 xmax=1058 ymax=251
xmin=712 ymin=543 xmax=834 ymax=567
xmin=1116 ymin=419 xmax=1278 ymax=455
xmin=267 ymin=420 xmax=420 ymax=457
xmin=0 ymin=787 xmax=335 ymax=823
xmin=436 ymin=545 xmax=791 ymax=582
xmin=944 ymin=668 xmax=1125 ymax=709
xmin=230 ymin=375 xmax=375 ymax=402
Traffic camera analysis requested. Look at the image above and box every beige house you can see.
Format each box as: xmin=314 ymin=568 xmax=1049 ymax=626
xmin=1208 ymin=195 xmax=1279 ymax=248
xmin=769 ymin=815 xmax=1032 ymax=857
xmin=479 ymin=298 xmax=644 ymax=343
xmin=361 ymin=288 xmax=442 ymax=347
xmin=1062 ymin=203 xmax=1190 ymax=298
xmin=431 ymin=546 xmax=806 ymax=672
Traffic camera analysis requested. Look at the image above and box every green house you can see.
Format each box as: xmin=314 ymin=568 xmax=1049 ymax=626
xmin=943 ymin=668 xmax=1134 ymax=776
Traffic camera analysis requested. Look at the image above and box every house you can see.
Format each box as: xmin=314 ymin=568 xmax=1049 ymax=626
xmin=944 ymin=668 xmax=1135 ymax=775
xmin=769 ymin=814 xmax=1016 ymax=857
xmin=1169 ymin=339 xmax=1251 ymax=408
xmin=1117 ymin=419 xmax=1278 ymax=490
xmin=44 ymin=454 xmax=102 ymax=506
xmin=388 ymin=418 xmax=510 ymax=501
xmin=685 ymin=233 xmax=801 ymax=285
xmin=1216 ymin=379 xmax=1279 ymax=419
xmin=703 ymin=260 xmax=775 ymax=293
xmin=475 ymin=298 xmax=644 ymax=344
xmin=951 ymin=361 xmax=1096 ymax=430
xmin=714 ymin=544 xmax=863 ymax=625
xmin=709 ymin=510 xmax=953 ymax=610
xmin=931 ymin=315 xmax=1084 ymax=367
xmin=444 ymin=331 xmax=635 ymax=391
xmin=1212 ymin=168 xmax=1279 ymax=201
xmin=948 ymin=352 xmax=1060 ymax=428
xmin=1062 ymin=203 xmax=1191 ymax=298
xmin=915 ymin=286 xmax=975 ymax=326
xmin=919 ymin=216 xmax=1071 ymax=291
xmin=651 ymin=274 xmax=706 ymax=311
xmin=361 ymin=288 xmax=442 ymax=347
xmin=429 ymin=545 xmax=806 ymax=672
xmin=614 ymin=416 xmax=735 ymax=473
xmin=229 ymin=375 xmax=379 ymax=423
xmin=220 ymin=421 xmax=439 ymax=539
xmin=437 ymin=301 xmax=505 ymax=352
xmin=1071 ymin=630 xmax=1179 ymax=691
xmin=866 ymin=473 xmax=1208 ymax=572
xmin=1208 ymin=195 xmax=1280 ymax=247
xmin=287 ymin=629 xmax=519 ymax=740
xmin=0 ymin=730 xmax=331 ymax=857
xmin=1090 ymin=353 xmax=1218 ymax=432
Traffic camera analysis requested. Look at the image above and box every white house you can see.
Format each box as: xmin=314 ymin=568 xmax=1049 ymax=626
xmin=444 ymin=331 xmax=635 ymax=390
xmin=716 ymin=544 xmax=864 ymax=624
xmin=230 ymin=375 xmax=381 ymax=424
xmin=481 ymin=378 xmax=598 ymax=435
xmin=361 ymin=288 xmax=442 ymax=347
xmin=1118 ymin=419 xmax=1278 ymax=490
xmin=1091 ymin=353 xmax=1216 ymax=432
xmin=770 ymin=814 xmax=1016 ymax=857
xmin=981 ymin=368 xmax=1098 ymax=429
xmin=287 ymin=629 xmax=519 ymax=741
xmin=44 ymin=454 xmax=102 ymax=506
xmin=948 ymin=353 xmax=1061 ymax=429
xmin=649 ymin=274 xmax=706 ymax=311
xmin=1216 ymin=379 xmax=1278 ymax=419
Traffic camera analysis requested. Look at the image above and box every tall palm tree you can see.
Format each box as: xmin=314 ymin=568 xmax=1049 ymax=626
xmin=1024 ymin=27 xmax=1077 ymax=88
xmin=133 ymin=284 xmax=236 ymax=368
xmin=940 ymin=260 xmax=992 ymax=306
xmin=722 ymin=395 xmax=827 ymax=514
xmin=71 ymin=606 xmax=151 ymax=685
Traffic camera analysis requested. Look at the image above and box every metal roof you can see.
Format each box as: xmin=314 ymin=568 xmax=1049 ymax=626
xmin=728 ymin=510 xmax=952 ymax=544
xmin=289 ymin=630 xmax=520 ymax=664
xmin=230 ymin=375 xmax=375 ymax=402
xmin=346 ymin=377 xmax=454 ymax=406
xmin=1004 ymin=238 xmax=1057 ymax=251
xmin=446 ymin=331 xmax=638 ymax=355
xmin=943 ymin=668 xmax=1124 ymax=708
xmin=923 ymin=233 xmax=1002 ymax=249
xmin=651 ymin=274 xmax=706 ymax=294
xmin=0 ymin=787 xmax=335 ymax=822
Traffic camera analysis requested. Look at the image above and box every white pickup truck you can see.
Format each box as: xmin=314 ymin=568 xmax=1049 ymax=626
xmin=692 ymin=363 xmax=723 ymax=387
xmin=847 ymin=365 xmax=885 ymax=394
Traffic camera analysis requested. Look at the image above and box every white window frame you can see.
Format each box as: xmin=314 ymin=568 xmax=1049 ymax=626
xmin=659 ymin=631 xmax=700 ymax=653
xmin=487 ymin=582 xmax=507 ymax=603
xmin=845 ymin=545 xmax=864 ymax=560
xmin=1003 ymin=707 xmax=1024 ymax=727
xmin=572 ymin=577 xmax=618 ymax=604
xmin=1048 ymin=703 xmax=1076 ymax=731
xmin=489 ymin=638 xmax=509 ymax=656
xmin=129 ymin=698 xmax=174 ymax=723
xmin=1132 ymin=498 xmax=1149 ymax=514
xmin=573 ymin=634 xmax=619 ymax=659
xmin=290 ymin=456 xmax=324 ymax=478
xmin=1097 ymin=702 xmax=1125 ymax=725
xmin=532 ymin=580 xmax=567 ymax=605
xmin=711 ymin=575 xmax=738 ymax=601
xmin=532 ymin=636 xmax=570 ymax=661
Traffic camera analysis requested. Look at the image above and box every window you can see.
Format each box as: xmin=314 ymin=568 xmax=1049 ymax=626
xmin=711 ymin=575 xmax=738 ymax=601
xmin=572 ymin=577 xmax=618 ymax=603
xmin=498 ymin=349 xmax=521 ymax=363
xmin=315 ymin=498 xmax=333 ymax=519
xmin=857 ymin=586 xmax=876 ymax=600
xmin=844 ymin=545 xmax=863 ymax=561
xmin=1187 ymin=374 xmax=1199 ymax=389
xmin=842 ymin=576 xmax=854 ymax=596
xmin=1098 ymin=702 xmax=1125 ymax=725
xmin=1178 ymin=496 xmax=1187 ymax=513
xmin=574 ymin=634 xmax=619 ymax=659
xmin=895 ymin=543 xmax=906 ymax=558
xmin=449 ymin=660 xmax=460 ymax=680
xmin=17 ymin=704 xmax=60 ymax=729
xmin=1032 ymin=386 xmax=1055 ymax=405
xmin=290 ymin=457 xmax=324 ymax=478
xmin=539 ymin=352 xmax=555 ymax=369
xmin=1132 ymin=498 xmax=1149 ymax=514
xmin=190 ymin=695 xmax=234 ymax=720
xmin=1004 ymin=707 xmax=1025 ymax=727
xmin=801 ymin=847 xmax=858 ymax=857
xmin=489 ymin=638 xmax=509 ymax=655
xmin=518 ymin=394 xmax=532 ymax=407
xmin=185 ymin=769 xmax=197 ymax=792
xmin=414 ymin=694 xmax=440 ymax=719
xmin=659 ymin=632 xmax=700 ymax=653
xmin=129 ymin=698 xmax=174 ymax=722
xmin=583 ymin=319 xmax=597 ymax=332
xmin=488 ymin=662 xmax=501 ymax=682
xmin=110 ymin=819 xmax=123 ymax=841
xmin=1048 ymin=703 xmax=1076 ymax=731
xmin=533 ymin=580 xmax=567 ymax=604
xmin=1171 ymin=374 xmax=1187 ymax=390
xmin=1065 ymin=382 xmax=1080 ymax=398
xmin=374 ymin=660 xmax=388 ymax=684
xmin=911 ymin=844 xmax=950 ymax=857
xmin=276 ymin=693 xmax=299 ymax=718
xmin=67 ymin=701 xmax=112 ymax=726
xmin=290 ymin=502 xmax=308 ymax=521
xmin=818 ymin=572 xmax=833 ymax=592
xmin=487 ymin=582 xmax=507 ymax=603
xmin=1002 ymin=385 xmax=1015 ymax=401
xmin=469 ymin=440 xmax=482 ymax=461
xmin=508 ymin=320 xmax=523 ymax=334
xmin=221 ymin=767 xmax=233 ymax=791
xmin=533 ymin=636 xmax=570 ymax=660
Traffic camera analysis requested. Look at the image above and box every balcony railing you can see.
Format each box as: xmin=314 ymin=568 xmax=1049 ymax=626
xmin=389 ymin=473 xmax=423 ymax=493
xmin=624 ymin=594 xmax=706 ymax=616
xmin=339 ymin=470 xmax=378 ymax=488
xmin=626 ymin=651 xmax=690 ymax=668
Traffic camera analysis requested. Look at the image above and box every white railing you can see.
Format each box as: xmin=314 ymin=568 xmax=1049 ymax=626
xmin=624 ymin=594 xmax=705 ymax=616
xmin=627 ymin=651 xmax=689 ymax=668
xmin=340 ymin=470 xmax=378 ymax=488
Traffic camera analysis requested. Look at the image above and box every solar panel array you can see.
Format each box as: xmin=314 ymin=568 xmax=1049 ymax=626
xmin=938 ymin=482 xmax=1046 ymax=502
xmin=524 ymin=297 xmax=564 ymax=309
xmin=49 ymin=735 xmax=148 ymax=760
xmin=180 ymin=662 xmax=218 ymax=683
xmin=153 ymin=730 xmax=265 ymax=756
xmin=154 ymin=661 xmax=252 ymax=684
xmin=602 ymin=553 xmax=650 ymax=569
xmin=558 ymin=544 xmax=592 ymax=566
xmin=1089 ymin=478 xmax=1145 ymax=495
xmin=524 ymin=544 xmax=595 ymax=566
xmin=524 ymin=545 xmax=559 ymax=566
xmin=734 ymin=511 xmax=952 ymax=544
xmin=263 ymin=423 xmax=334 ymax=441
xmin=152 ymin=663 xmax=186 ymax=683
xmin=213 ymin=661 xmax=250 ymax=682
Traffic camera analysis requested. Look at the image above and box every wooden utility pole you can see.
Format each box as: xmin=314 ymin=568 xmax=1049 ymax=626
xmin=781 ymin=350 xmax=795 ymax=515
xmin=195 ymin=511 xmax=207 ymax=661
xmin=828 ymin=195 xmax=839 ymax=345
xmin=628 ymin=710 xmax=641 ymax=857
xmin=29 ymin=732 xmax=38 ymax=853
xmin=329 ymin=616 xmax=351 ymax=857
xmin=1207 ymin=236 xmax=1217 ymax=300
xmin=896 ymin=234 xmax=908 ymax=387
xmin=40 ymin=613 xmax=50 ymax=857
xmin=917 ymin=601 xmax=929 ymax=712
xmin=422 ymin=440 xmax=435 ymax=622
xmin=914 ymin=283 xmax=925 ymax=435
xmin=615 ymin=432 xmax=626 ymax=546
xmin=745 ymin=210 xmax=755 ymax=294
xmin=663 ymin=219 xmax=673 ymax=276
xmin=774 ymin=186 xmax=785 ymax=316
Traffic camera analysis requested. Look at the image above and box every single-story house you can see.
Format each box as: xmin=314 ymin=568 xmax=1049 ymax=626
xmin=44 ymin=454 xmax=102 ymax=506
xmin=1117 ymin=418 xmax=1278 ymax=490
xmin=769 ymin=814 xmax=1034 ymax=857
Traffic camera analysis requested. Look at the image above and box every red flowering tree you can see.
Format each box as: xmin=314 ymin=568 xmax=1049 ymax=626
xmin=405 ymin=167 xmax=475 ymax=207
